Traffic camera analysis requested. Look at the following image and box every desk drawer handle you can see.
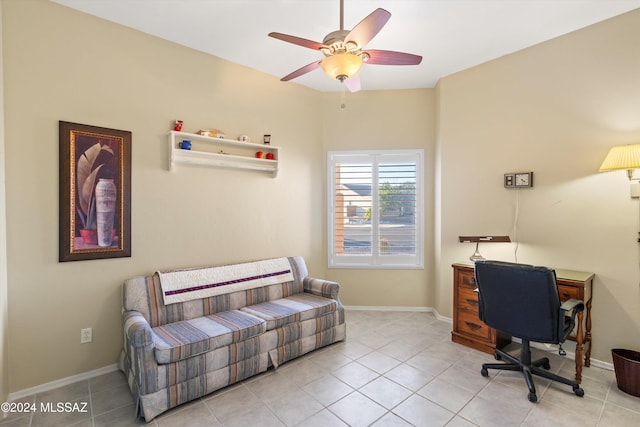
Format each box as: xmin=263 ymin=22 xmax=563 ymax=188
xmin=562 ymin=292 xmax=570 ymax=299
xmin=467 ymin=277 xmax=476 ymax=285
xmin=465 ymin=298 xmax=479 ymax=307
xmin=465 ymin=321 xmax=482 ymax=331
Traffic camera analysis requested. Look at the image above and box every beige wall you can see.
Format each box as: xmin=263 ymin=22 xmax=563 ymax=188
xmin=2 ymin=0 xmax=324 ymax=392
xmin=436 ymin=9 xmax=640 ymax=363
xmin=0 ymin=1 xmax=8 ymax=403
xmin=320 ymin=90 xmax=436 ymax=308
xmin=2 ymin=0 xmax=639 ymax=395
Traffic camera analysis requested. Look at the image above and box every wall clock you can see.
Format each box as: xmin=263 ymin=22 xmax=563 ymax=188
xmin=504 ymin=172 xmax=533 ymax=188
xmin=515 ymin=172 xmax=533 ymax=188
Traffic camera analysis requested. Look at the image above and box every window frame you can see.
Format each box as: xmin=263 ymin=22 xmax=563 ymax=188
xmin=327 ymin=149 xmax=424 ymax=269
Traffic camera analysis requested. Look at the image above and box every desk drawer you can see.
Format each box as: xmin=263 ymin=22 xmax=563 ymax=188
xmin=457 ymin=287 xmax=480 ymax=313
xmin=558 ymin=284 xmax=580 ymax=302
xmin=456 ymin=270 xmax=477 ymax=290
xmin=456 ymin=310 xmax=491 ymax=341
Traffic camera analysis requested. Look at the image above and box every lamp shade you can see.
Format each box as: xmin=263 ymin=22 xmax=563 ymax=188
xmin=321 ymin=53 xmax=363 ymax=81
xmin=599 ymin=144 xmax=640 ymax=172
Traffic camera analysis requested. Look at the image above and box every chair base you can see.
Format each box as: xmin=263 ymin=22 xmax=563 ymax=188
xmin=481 ymin=341 xmax=584 ymax=402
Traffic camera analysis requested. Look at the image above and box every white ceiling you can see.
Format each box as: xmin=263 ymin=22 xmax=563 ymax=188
xmin=51 ymin=0 xmax=640 ymax=92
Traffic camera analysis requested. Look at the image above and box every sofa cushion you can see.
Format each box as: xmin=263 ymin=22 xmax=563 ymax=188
xmin=152 ymin=310 xmax=266 ymax=364
xmin=240 ymin=293 xmax=337 ymax=330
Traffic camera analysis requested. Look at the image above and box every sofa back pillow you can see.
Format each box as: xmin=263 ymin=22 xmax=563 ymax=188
xmin=122 ymin=256 xmax=308 ymax=327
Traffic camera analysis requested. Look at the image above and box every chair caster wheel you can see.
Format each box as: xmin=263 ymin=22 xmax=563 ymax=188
xmin=481 ymin=367 xmax=488 ymax=377
xmin=494 ymin=353 xmax=502 ymax=360
xmin=542 ymin=362 xmax=551 ymax=370
xmin=528 ymin=392 xmax=538 ymax=403
xmin=573 ymin=386 xmax=584 ymax=397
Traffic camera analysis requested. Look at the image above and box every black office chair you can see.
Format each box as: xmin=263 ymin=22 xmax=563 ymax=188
xmin=474 ymin=260 xmax=585 ymax=402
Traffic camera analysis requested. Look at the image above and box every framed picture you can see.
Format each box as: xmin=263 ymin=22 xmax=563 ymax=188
xmin=59 ymin=121 xmax=132 ymax=262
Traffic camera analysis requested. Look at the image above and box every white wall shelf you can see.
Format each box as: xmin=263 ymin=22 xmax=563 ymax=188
xmin=168 ymin=131 xmax=279 ymax=177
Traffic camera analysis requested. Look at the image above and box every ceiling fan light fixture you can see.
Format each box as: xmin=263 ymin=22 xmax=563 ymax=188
xmin=321 ymin=53 xmax=363 ymax=81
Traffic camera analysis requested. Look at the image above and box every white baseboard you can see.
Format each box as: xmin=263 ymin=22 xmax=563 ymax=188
xmin=343 ymin=305 xmax=453 ymax=324
xmin=344 ymin=305 xmax=432 ymax=312
xmin=7 ymin=363 xmax=120 ymax=402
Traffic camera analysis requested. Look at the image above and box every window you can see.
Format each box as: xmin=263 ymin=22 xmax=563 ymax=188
xmin=328 ymin=150 xmax=424 ymax=269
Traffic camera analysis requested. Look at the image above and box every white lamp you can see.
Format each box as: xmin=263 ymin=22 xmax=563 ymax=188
xmin=321 ymin=53 xmax=363 ymax=82
xmin=599 ymin=144 xmax=640 ymax=180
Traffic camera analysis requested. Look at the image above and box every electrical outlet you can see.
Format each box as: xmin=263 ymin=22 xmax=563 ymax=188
xmin=81 ymin=328 xmax=92 ymax=344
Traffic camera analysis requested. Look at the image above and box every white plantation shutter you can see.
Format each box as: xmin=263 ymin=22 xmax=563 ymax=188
xmin=328 ymin=150 xmax=424 ymax=268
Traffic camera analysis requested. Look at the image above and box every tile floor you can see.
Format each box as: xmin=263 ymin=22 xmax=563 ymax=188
xmin=2 ymin=310 xmax=640 ymax=426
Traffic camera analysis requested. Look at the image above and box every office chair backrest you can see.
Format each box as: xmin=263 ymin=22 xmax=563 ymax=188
xmin=475 ymin=260 xmax=561 ymax=343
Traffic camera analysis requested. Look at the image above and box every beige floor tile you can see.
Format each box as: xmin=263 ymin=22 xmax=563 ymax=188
xmin=521 ymin=399 xmax=598 ymax=427
xmin=359 ymin=377 xmax=412 ymax=410
xmin=332 ymin=361 xmax=379 ymax=389
xmin=392 ymin=394 xmax=454 ymax=426
xmin=301 ymin=375 xmax=353 ymax=406
xmin=265 ymin=389 xmax=324 ymax=426
xmin=384 ymin=363 xmax=434 ymax=392
xmin=417 ymin=377 xmax=477 ymax=413
xmin=370 ymin=412 xmax=413 ymax=426
xmin=155 ymin=402 xmax=219 ymax=427
xmin=296 ymin=409 xmax=348 ymax=427
xmin=328 ymin=391 xmax=388 ymax=427
xmin=357 ymin=351 xmax=402 ymax=374
xmin=598 ymin=401 xmax=640 ymax=426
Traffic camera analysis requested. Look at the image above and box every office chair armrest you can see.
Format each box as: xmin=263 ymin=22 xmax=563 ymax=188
xmin=558 ymin=298 xmax=585 ymax=340
xmin=560 ymin=298 xmax=584 ymax=316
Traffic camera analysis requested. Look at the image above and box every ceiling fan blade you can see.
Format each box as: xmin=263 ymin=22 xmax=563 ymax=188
xmin=364 ymin=50 xmax=423 ymax=65
xmin=344 ymin=74 xmax=361 ymax=93
xmin=280 ymin=60 xmax=321 ymax=81
xmin=344 ymin=8 xmax=391 ymax=48
xmin=268 ymin=32 xmax=324 ymax=50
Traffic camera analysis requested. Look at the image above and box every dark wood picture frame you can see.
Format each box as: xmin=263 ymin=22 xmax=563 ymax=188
xmin=59 ymin=121 xmax=132 ymax=262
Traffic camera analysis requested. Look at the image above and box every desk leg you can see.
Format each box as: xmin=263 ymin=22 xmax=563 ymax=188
xmin=584 ymin=298 xmax=592 ymax=367
xmin=575 ymin=310 xmax=584 ymax=384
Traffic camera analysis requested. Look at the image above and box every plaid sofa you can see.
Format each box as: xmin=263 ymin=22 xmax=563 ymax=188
xmin=118 ymin=256 xmax=346 ymax=421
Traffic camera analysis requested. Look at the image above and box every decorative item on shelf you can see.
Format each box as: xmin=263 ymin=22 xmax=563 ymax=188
xmin=197 ymin=129 xmax=225 ymax=138
xmin=458 ymin=235 xmax=511 ymax=261
xmin=266 ymin=153 xmax=275 ymax=160
xmin=256 ymin=151 xmax=265 ymax=158
xmin=179 ymin=140 xmax=191 ymax=150
xmin=238 ymin=135 xmax=250 ymax=142
xmin=263 ymin=134 xmax=271 ymax=144
xmin=173 ymin=120 xmax=183 ymax=131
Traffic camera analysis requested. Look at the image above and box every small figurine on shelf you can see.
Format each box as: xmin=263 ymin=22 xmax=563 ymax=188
xmin=263 ymin=134 xmax=271 ymax=144
xmin=174 ymin=120 xmax=183 ymax=131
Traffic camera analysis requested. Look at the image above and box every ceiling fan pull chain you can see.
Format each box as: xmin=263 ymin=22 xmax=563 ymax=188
xmin=340 ymin=86 xmax=346 ymax=110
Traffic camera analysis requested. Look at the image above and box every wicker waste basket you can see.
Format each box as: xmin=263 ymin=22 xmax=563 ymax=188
xmin=611 ymin=348 xmax=640 ymax=397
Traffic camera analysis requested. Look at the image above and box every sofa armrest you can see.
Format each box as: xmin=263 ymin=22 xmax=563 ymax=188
xmin=123 ymin=311 xmax=154 ymax=347
xmin=122 ymin=310 xmax=160 ymax=396
xmin=303 ymin=277 xmax=340 ymax=300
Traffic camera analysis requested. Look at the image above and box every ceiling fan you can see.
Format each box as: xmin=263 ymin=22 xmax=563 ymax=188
xmin=268 ymin=0 xmax=422 ymax=92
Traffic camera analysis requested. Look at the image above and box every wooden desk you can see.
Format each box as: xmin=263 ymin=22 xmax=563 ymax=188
xmin=451 ymin=263 xmax=594 ymax=383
